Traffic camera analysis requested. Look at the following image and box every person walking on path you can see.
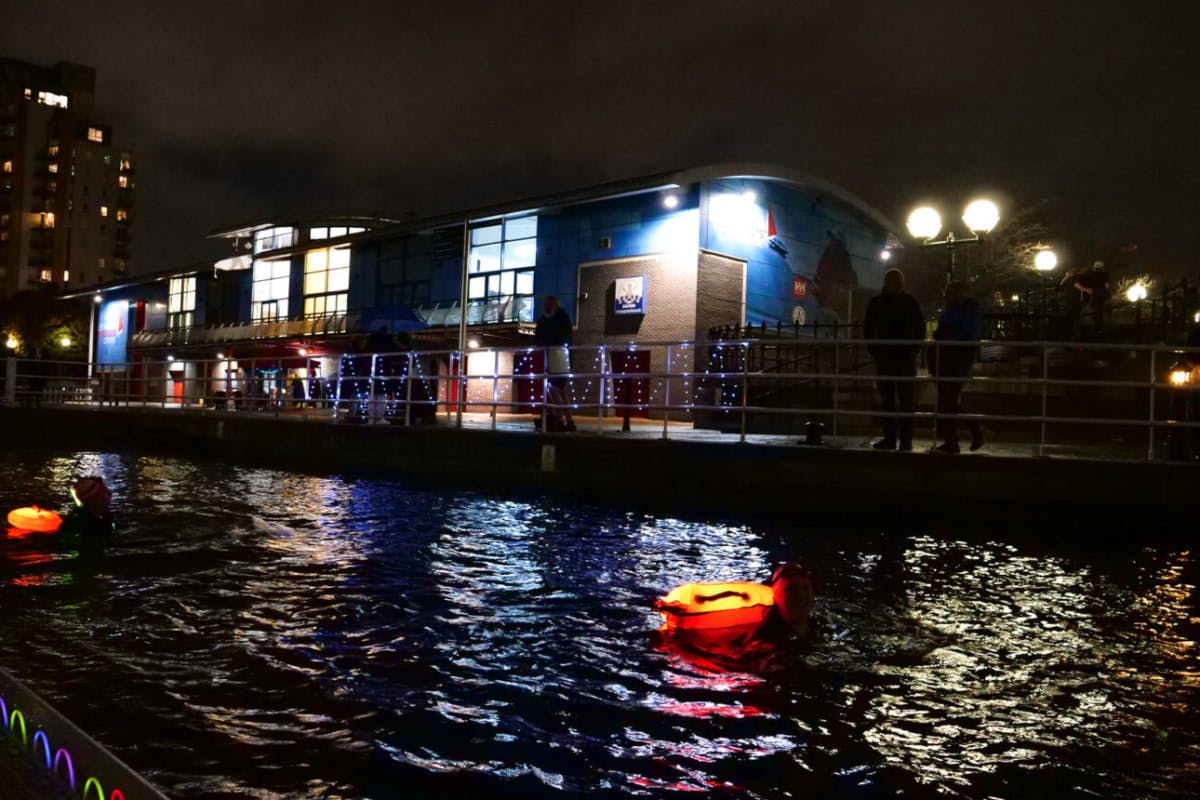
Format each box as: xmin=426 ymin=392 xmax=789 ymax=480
xmin=534 ymin=295 xmax=576 ymax=431
xmin=862 ymin=269 xmax=925 ymax=451
xmin=930 ymin=281 xmax=984 ymax=454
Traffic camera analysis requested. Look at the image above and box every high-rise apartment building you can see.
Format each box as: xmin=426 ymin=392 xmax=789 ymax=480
xmin=0 ymin=57 xmax=133 ymax=298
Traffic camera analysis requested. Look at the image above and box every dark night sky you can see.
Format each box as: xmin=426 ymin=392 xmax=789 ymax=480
xmin=3 ymin=1 xmax=1197 ymax=277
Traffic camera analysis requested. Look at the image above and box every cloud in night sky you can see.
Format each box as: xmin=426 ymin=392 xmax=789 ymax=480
xmin=3 ymin=1 xmax=1197 ymax=274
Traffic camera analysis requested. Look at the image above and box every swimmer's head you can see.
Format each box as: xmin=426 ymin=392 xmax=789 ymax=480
xmin=771 ymin=563 xmax=814 ymax=634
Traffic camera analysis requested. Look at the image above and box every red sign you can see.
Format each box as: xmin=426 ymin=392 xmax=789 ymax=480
xmin=792 ymin=276 xmax=808 ymax=298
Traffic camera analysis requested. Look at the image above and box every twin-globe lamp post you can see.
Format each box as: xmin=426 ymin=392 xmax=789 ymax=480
xmin=906 ymin=199 xmax=1001 ymax=284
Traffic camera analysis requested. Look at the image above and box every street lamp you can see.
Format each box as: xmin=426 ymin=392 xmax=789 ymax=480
xmin=59 ymin=335 xmax=72 ymax=348
xmin=1033 ymin=249 xmax=1057 ymax=313
xmin=907 ymin=198 xmax=1000 ymax=282
xmin=5 ymin=335 xmax=17 ymax=351
xmin=1125 ymin=282 xmax=1148 ymax=303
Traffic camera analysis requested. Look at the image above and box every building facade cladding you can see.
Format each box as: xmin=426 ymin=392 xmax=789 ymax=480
xmin=0 ymin=58 xmax=133 ymax=298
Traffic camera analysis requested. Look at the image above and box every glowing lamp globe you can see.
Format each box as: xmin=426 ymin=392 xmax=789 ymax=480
xmin=1169 ymin=363 xmax=1191 ymax=387
xmin=1126 ymin=283 xmax=1148 ymax=303
xmin=962 ymin=199 xmax=1000 ymax=234
xmin=906 ymin=207 xmax=942 ymax=240
xmin=59 ymin=335 xmax=72 ymax=348
xmin=5 ymin=336 xmax=16 ymax=350
xmin=1034 ymin=250 xmax=1058 ymax=271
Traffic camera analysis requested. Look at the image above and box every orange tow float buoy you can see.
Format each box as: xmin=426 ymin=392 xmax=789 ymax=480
xmin=654 ymin=581 xmax=775 ymax=631
xmin=6 ymin=506 xmax=63 ymax=533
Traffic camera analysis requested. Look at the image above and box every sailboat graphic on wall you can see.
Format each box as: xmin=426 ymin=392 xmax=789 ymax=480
xmin=766 ymin=208 xmax=788 ymax=258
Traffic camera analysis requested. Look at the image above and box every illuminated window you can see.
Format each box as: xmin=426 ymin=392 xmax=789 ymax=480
xmin=253 ymin=226 xmax=295 ymax=254
xmin=100 ymin=206 xmax=109 ymax=217
xmin=303 ymin=246 xmax=350 ymax=317
xmin=41 ymin=212 xmax=55 ymax=229
xmin=116 ymin=209 xmax=128 ymax=222
xmin=39 ymin=269 xmax=52 ymax=282
xmin=47 ymin=143 xmax=59 ymax=157
xmin=118 ymin=175 xmax=129 ymax=188
xmin=48 ymin=163 xmax=58 ymax=174
xmin=466 ymin=216 xmax=537 ymax=323
xmin=1 ymin=161 xmax=10 ymax=174
xmin=119 ymin=157 xmax=131 ymax=171
xmin=252 ymin=259 xmax=290 ymax=320
xmin=24 ymin=88 xmax=31 ymax=100
xmin=87 ymin=127 xmax=104 ymax=143
xmin=36 ymin=91 xmax=68 ymax=108
xmin=63 ymin=270 xmax=69 ymax=283
xmin=168 ymin=276 xmax=196 ymax=329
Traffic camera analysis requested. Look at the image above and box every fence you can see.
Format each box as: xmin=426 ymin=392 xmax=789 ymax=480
xmin=4 ymin=336 xmax=1200 ymax=462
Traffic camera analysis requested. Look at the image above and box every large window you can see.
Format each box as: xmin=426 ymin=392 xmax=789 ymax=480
xmin=309 ymin=225 xmax=366 ymax=240
xmin=168 ymin=276 xmax=196 ymax=329
xmin=466 ymin=216 xmax=537 ymax=323
xmin=303 ymin=246 xmax=350 ymax=317
xmin=252 ymin=259 xmax=290 ymax=321
xmin=253 ymin=226 xmax=296 ymax=254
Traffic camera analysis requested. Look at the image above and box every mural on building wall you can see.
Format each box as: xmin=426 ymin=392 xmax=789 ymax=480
xmin=701 ymin=178 xmax=888 ymax=331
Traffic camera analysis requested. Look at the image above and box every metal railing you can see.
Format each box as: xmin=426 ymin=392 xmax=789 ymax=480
xmin=3 ymin=336 xmax=1199 ymax=463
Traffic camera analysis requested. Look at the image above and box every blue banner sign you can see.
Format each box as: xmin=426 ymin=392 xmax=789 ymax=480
xmin=96 ymin=300 xmax=129 ymax=364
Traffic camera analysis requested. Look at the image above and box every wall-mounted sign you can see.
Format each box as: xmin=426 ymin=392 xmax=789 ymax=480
xmin=614 ymin=276 xmax=647 ymax=315
xmin=96 ymin=299 xmax=129 ymax=364
xmin=792 ymin=276 xmax=808 ymax=298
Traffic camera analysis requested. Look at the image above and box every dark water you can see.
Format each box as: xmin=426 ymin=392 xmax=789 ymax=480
xmin=1 ymin=451 xmax=1198 ymax=799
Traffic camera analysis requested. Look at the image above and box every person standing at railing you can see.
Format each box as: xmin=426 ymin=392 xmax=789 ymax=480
xmin=930 ymin=281 xmax=984 ymax=454
xmin=534 ymin=295 xmax=576 ymax=432
xmin=1074 ymin=261 xmax=1111 ymax=337
xmin=863 ymin=268 xmax=925 ymax=451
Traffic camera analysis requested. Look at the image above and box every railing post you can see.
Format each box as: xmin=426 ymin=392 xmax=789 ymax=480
xmin=4 ymin=357 xmax=15 ymax=405
xmin=369 ymin=353 xmax=379 ymax=424
xmin=404 ymin=352 xmax=413 ymax=427
xmin=662 ymin=344 xmax=671 ymax=440
xmin=455 ymin=349 xmax=466 ymax=429
xmin=1039 ymin=340 xmax=1048 ymax=457
xmin=541 ymin=348 xmax=549 ymax=432
xmin=1148 ymin=348 xmax=1157 ymax=461
xmin=931 ymin=341 xmax=941 ymax=445
xmin=832 ymin=339 xmax=840 ymax=438
xmin=491 ymin=348 xmax=499 ymax=431
xmin=739 ymin=341 xmax=749 ymax=444
xmin=598 ymin=345 xmax=607 ymax=422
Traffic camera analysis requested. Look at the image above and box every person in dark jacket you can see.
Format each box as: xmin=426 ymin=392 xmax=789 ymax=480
xmin=931 ymin=281 xmax=984 ymax=453
xmin=862 ymin=269 xmax=925 ymax=451
xmin=534 ymin=296 xmax=575 ymax=431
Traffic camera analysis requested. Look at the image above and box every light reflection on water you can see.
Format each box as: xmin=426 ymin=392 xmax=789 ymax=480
xmin=0 ymin=451 xmax=1197 ymax=799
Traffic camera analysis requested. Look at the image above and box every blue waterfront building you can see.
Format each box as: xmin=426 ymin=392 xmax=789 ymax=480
xmin=69 ymin=164 xmax=895 ymax=409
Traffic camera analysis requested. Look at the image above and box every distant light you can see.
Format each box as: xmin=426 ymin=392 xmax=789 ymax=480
xmin=1011 ymin=294 xmax=1020 ymax=302
xmin=906 ymin=206 xmax=942 ymax=240
xmin=216 ymin=352 xmax=225 ymax=360
xmin=880 ymin=249 xmax=892 ymax=262
xmin=5 ymin=336 xmax=17 ymax=350
xmin=298 ymin=348 xmax=308 ymax=356
xmin=742 ymin=189 xmax=756 ymax=202
xmin=93 ymin=293 xmax=102 ymax=304
xmin=1126 ymin=283 xmax=1148 ymax=303
xmin=1169 ymin=364 xmax=1191 ymax=387
xmin=59 ymin=335 xmax=71 ymax=348
xmin=166 ymin=354 xmax=175 ymax=362
xmin=1194 ymin=311 xmax=1200 ymax=324
xmin=962 ymin=199 xmax=1000 ymax=234
xmin=663 ymin=194 xmax=680 ymax=210
xmin=468 ymin=339 xmax=480 ymax=350
xmin=1034 ymin=250 xmax=1057 ymax=271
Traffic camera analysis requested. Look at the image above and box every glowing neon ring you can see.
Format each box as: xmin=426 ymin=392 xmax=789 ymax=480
xmin=32 ymin=728 xmax=51 ymax=768
xmin=8 ymin=709 xmax=27 ymax=745
xmin=54 ymin=746 xmax=76 ymax=790
xmin=0 ymin=695 xmax=7 ymax=729
xmin=111 ymin=790 xmax=127 ymax=800
xmin=82 ymin=776 xmax=105 ymax=800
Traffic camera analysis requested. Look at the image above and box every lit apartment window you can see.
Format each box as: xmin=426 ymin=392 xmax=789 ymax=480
xmin=41 ymin=212 xmax=56 ymax=229
xmin=100 ymin=206 xmax=109 ymax=217
xmin=303 ymin=246 xmax=350 ymax=317
xmin=116 ymin=209 xmax=128 ymax=222
xmin=251 ymin=259 xmax=290 ymax=321
xmin=63 ymin=270 xmax=69 ymax=283
xmin=24 ymin=88 xmax=30 ymax=100
xmin=37 ymin=91 xmax=69 ymax=108
xmin=47 ymin=144 xmax=59 ymax=157
xmin=466 ymin=216 xmax=538 ymax=323
xmin=87 ymin=127 xmax=104 ymax=143
xmin=309 ymin=226 xmax=366 ymax=240
xmin=1 ymin=161 xmax=10 ymax=174
xmin=118 ymin=175 xmax=129 ymax=188
xmin=253 ymin=226 xmax=295 ymax=254
xmin=98 ymin=258 xmax=106 ymax=269
xmin=39 ymin=270 xmax=52 ymax=282
xmin=48 ymin=163 xmax=58 ymax=174
xmin=119 ymin=157 xmax=132 ymax=171
xmin=168 ymin=276 xmax=196 ymax=329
